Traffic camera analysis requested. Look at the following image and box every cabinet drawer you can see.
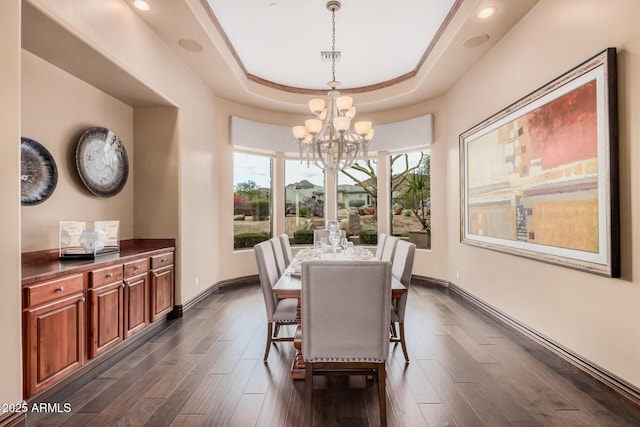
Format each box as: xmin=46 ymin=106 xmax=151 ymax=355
xmin=151 ymin=252 xmax=174 ymax=269
xmin=124 ymin=258 xmax=149 ymax=279
xmin=90 ymin=265 xmax=124 ymax=288
xmin=26 ymin=274 xmax=84 ymax=307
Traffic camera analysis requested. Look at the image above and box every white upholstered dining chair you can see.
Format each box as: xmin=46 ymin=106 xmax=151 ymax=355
xmin=302 ymin=260 xmax=392 ymax=427
xmin=390 ymin=240 xmax=416 ymax=362
xmin=269 ymin=236 xmax=287 ymax=277
xmin=254 ymin=240 xmax=297 ymax=362
xmin=278 ymin=233 xmax=293 ymax=266
xmin=380 ymin=235 xmax=399 ymax=262
xmin=375 ymin=233 xmax=388 ymax=259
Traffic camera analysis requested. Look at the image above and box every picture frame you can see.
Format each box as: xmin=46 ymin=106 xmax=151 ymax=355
xmin=459 ymin=48 xmax=619 ymax=277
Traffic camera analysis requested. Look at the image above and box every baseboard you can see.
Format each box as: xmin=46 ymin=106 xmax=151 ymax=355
xmin=444 ymin=280 xmax=640 ymax=410
xmin=173 ymin=274 xmax=260 ymax=316
xmin=0 ymin=412 xmax=25 ymax=427
xmin=411 ymin=275 xmax=449 ymax=288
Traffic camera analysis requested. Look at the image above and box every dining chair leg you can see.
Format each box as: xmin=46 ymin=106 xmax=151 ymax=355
xmin=305 ymin=364 xmax=313 ymax=427
xmin=390 ymin=322 xmax=397 ymax=339
xmin=274 ymin=322 xmax=281 ymax=338
xmin=399 ymin=322 xmax=409 ymax=363
xmin=377 ymin=363 xmax=387 ymax=427
xmin=264 ymin=322 xmax=273 ymax=362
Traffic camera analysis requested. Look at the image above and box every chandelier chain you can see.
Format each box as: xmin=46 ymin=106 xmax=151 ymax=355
xmin=331 ymin=7 xmax=336 ymax=83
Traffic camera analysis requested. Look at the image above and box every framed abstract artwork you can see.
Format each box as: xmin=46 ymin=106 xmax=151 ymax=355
xmin=460 ymin=48 xmax=619 ymax=277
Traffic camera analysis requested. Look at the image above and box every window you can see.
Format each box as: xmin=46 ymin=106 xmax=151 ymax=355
xmin=390 ymin=150 xmax=431 ymax=249
xmin=338 ymin=159 xmax=378 ymax=245
xmin=284 ymin=159 xmax=325 ymax=245
xmin=233 ymin=152 xmax=273 ymax=249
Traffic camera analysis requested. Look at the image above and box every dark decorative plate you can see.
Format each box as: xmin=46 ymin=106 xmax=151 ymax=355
xmin=21 ymin=137 xmax=58 ymax=206
xmin=76 ymin=127 xmax=129 ymax=197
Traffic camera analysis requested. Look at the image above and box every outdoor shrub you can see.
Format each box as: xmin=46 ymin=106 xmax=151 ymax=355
xmin=293 ymin=229 xmax=314 ymax=245
xmin=338 ymin=202 xmax=346 ymax=210
xmin=359 ymin=229 xmax=378 ymax=245
xmin=234 ymin=232 xmax=269 ymax=249
xmin=298 ymin=205 xmax=310 ymax=217
xmin=234 ymin=195 xmax=251 ymax=216
xmin=349 ymin=199 xmax=366 ymax=208
xmin=250 ymin=199 xmax=270 ymax=220
xmin=403 ymin=209 xmax=413 ymax=217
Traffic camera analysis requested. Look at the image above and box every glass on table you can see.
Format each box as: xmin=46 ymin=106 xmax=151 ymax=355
xmin=314 ymin=241 xmax=323 ymax=259
xmin=340 ymin=237 xmax=349 ymax=251
xmin=346 ymin=241 xmax=355 ymax=259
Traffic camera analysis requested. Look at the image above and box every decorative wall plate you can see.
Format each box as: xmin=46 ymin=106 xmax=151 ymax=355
xmin=21 ymin=137 xmax=58 ymax=206
xmin=76 ymin=127 xmax=129 ymax=197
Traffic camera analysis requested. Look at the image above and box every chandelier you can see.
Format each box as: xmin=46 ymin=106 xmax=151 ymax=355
xmin=292 ymin=1 xmax=374 ymax=173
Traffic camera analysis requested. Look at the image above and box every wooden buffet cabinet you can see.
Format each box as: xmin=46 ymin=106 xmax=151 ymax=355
xmin=21 ymin=240 xmax=175 ymax=399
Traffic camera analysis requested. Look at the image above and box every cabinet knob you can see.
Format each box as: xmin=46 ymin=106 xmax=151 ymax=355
xmin=106 ymin=273 xmax=113 ymax=278
xmin=161 ymin=259 xmax=167 ymax=263
xmin=80 ymin=297 xmax=86 ymax=303
xmin=56 ymin=286 xmax=64 ymax=292
xmin=134 ymin=266 xmax=141 ymax=270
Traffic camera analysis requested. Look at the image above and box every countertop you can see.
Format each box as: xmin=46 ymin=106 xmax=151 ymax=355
xmin=22 ymin=239 xmax=175 ymax=285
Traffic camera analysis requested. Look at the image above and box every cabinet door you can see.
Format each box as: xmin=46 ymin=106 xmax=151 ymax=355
xmin=24 ymin=293 xmax=85 ymax=397
xmin=150 ymin=265 xmax=174 ymax=322
xmin=124 ymin=273 xmax=148 ymax=338
xmin=88 ymin=281 xmax=124 ymax=358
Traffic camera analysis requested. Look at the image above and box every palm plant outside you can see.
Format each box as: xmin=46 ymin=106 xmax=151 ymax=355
xmin=406 ymin=173 xmax=431 ymax=231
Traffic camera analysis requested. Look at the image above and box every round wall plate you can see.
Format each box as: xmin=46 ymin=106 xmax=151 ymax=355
xmin=76 ymin=127 xmax=129 ymax=197
xmin=21 ymin=137 xmax=58 ymax=206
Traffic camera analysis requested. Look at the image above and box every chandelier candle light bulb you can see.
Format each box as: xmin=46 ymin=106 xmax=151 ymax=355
xmin=292 ymin=0 xmax=374 ymax=173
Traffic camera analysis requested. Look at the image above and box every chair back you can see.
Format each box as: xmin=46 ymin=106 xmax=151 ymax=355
xmin=278 ymin=234 xmax=293 ymax=266
xmin=254 ymin=241 xmax=279 ymax=321
xmin=314 ymin=228 xmax=345 ymax=245
xmin=391 ymin=240 xmax=416 ymax=286
xmin=270 ymin=237 xmax=287 ymax=277
xmin=391 ymin=240 xmax=416 ymax=322
xmin=375 ymin=233 xmax=388 ymax=259
xmin=380 ymin=236 xmax=399 ymax=262
xmin=301 ymin=260 xmax=391 ymax=362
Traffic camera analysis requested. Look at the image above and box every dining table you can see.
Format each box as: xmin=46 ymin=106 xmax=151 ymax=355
xmin=272 ymin=250 xmax=407 ymax=379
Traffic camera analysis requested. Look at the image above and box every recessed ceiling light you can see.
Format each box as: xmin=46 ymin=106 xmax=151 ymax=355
xmin=477 ymin=6 xmax=497 ymax=19
xmin=132 ymin=0 xmax=151 ymax=11
xmin=179 ymin=38 xmax=205 ymax=53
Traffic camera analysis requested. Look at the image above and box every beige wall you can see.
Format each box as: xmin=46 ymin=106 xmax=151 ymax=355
xmin=23 ymin=0 xmax=219 ymax=307
xmin=6 ymin=0 xmax=640 ymax=406
xmin=21 ymin=50 xmax=135 ymax=251
xmin=442 ymin=0 xmax=640 ymax=388
xmin=0 ymin=0 xmax=23 ymax=409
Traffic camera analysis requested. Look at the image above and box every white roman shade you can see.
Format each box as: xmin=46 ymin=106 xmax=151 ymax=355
xmin=230 ymin=116 xmax=293 ymax=153
xmin=372 ymin=114 xmax=434 ymax=153
xmin=230 ymin=114 xmax=433 ymax=154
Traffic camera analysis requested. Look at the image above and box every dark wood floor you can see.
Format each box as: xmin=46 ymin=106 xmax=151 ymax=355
xmin=27 ymin=282 xmax=640 ymax=427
